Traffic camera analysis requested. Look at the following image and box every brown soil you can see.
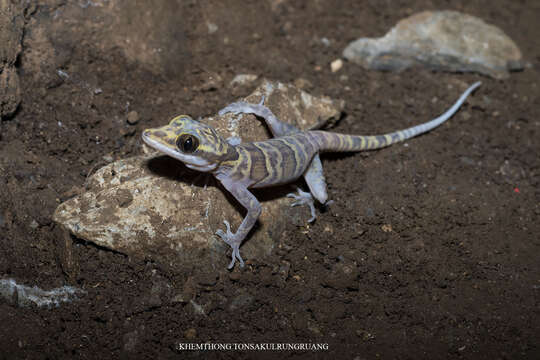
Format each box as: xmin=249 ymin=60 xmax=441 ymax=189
xmin=1 ymin=1 xmax=539 ymax=359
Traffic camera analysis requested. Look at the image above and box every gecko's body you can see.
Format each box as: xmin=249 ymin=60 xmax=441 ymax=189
xmin=142 ymin=82 xmax=481 ymax=268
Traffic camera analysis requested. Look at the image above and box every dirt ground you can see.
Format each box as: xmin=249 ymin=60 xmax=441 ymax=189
xmin=1 ymin=0 xmax=539 ymax=359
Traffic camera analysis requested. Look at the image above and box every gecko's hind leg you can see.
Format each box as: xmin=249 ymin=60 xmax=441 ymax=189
xmin=287 ymin=155 xmax=329 ymax=223
xmin=304 ymin=154 xmax=328 ymax=205
xmin=288 ymin=154 xmax=330 ymax=223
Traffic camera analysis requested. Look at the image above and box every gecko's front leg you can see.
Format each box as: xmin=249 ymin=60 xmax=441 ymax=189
xmin=214 ymin=175 xmax=262 ymax=269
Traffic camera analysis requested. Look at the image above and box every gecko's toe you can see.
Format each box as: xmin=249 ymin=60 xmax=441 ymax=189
xmin=216 ymin=220 xmax=245 ymax=269
xmin=233 ymin=247 xmax=245 ymax=268
xmin=227 ymin=252 xmax=236 ymax=269
xmin=226 ymin=245 xmax=245 ymax=269
xmin=287 ymin=188 xmax=317 ymax=223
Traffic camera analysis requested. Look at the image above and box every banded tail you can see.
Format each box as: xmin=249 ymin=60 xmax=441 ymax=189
xmin=312 ymin=82 xmax=481 ymax=152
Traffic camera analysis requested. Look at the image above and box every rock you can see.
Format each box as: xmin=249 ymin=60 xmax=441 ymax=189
xmin=0 ymin=1 xmax=24 ymax=119
xmin=55 ymin=225 xmax=80 ymax=281
xmin=228 ymin=291 xmax=254 ymax=311
xmin=0 ymin=278 xmax=85 ymax=308
xmin=19 ymin=2 xmax=190 ymax=80
xmin=207 ymin=22 xmax=218 ymax=34
xmin=184 ymin=328 xmax=197 ymax=339
xmin=53 ymin=80 xmax=344 ymax=271
xmin=343 ymin=11 xmax=523 ymax=79
xmin=229 ymin=74 xmax=259 ymax=87
xmin=498 ymin=160 xmax=526 ymax=183
xmin=293 ymin=78 xmax=313 ymax=90
xmin=29 ymin=220 xmax=39 ymax=229
xmin=320 ymin=259 xmax=360 ymax=290
xmin=126 ymin=111 xmax=140 ymax=125
xmin=189 ymin=300 xmax=206 ymax=316
xmin=330 ymin=59 xmax=343 ymax=73
xmin=198 ymin=72 xmax=223 ymax=92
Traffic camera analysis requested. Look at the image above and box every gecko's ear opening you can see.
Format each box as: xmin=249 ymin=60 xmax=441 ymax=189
xmin=176 ymin=134 xmax=199 ymax=153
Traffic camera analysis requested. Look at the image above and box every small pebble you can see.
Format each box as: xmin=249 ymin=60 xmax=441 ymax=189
xmin=127 ymin=111 xmax=139 ymax=125
xmin=207 ymin=22 xmax=218 ymax=34
xmin=320 ymin=37 xmax=330 ymax=46
xmin=229 ymin=74 xmax=258 ymax=87
xmin=281 ymin=21 xmax=293 ymax=33
xmin=171 ymin=293 xmax=187 ymax=304
xmin=293 ymin=78 xmax=313 ymax=90
xmin=229 ymin=293 xmax=254 ymax=311
xmin=184 ymin=328 xmax=197 ymax=339
xmin=331 ymin=59 xmax=343 ymax=72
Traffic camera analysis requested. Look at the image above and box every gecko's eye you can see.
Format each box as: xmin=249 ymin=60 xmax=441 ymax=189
xmin=176 ymin=134 xmax=199 ymax=153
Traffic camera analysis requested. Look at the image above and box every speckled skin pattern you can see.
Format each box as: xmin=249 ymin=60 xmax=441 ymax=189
xmin=142 ymin=82 xmax=480 ymax=268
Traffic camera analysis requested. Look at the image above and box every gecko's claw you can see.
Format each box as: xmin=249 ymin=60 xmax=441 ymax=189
xmin=216 ymin=220 xmax=245 ymax=269
xmin=287 ymin=188 xmax=317 ymax=223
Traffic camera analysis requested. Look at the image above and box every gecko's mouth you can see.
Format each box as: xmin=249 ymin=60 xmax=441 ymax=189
xmin=142 ymin=130 xmax=217 ymax=172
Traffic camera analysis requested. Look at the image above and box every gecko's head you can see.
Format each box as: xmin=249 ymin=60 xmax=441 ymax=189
xmin=142 ymin=115 xmax=232 ymax=172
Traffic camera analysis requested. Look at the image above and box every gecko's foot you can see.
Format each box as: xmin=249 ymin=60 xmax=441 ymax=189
xmin=287 ymin=188 xmax=317 ymax=223
xmin=218 ymin=96 xmax=267 ymax=117
xmin=216 ymin=220 xmax=245 ymax=269
xmin=218 ymin=101 xmax=252 ymax=117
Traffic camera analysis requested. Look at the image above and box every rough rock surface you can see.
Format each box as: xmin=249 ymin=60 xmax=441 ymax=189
xmin=53 ymin=80 xmax=344 ymax=271
xmin=19 ymin=0 xmax=190 ymax=81
xmin=0 ymin=0 xmax=24 ymax=118
xmin=343 ymin=10 xmax=523 ymax=79
xmin=0 ymin=278 xmax=85 ymax=308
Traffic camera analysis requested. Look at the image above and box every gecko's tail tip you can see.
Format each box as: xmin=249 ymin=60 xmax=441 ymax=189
xmin=471 ymin=81 xmax=482 ymax=90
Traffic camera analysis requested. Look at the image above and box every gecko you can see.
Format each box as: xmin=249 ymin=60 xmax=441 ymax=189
xmin=142 ymin=82 xmax=481 ymax=269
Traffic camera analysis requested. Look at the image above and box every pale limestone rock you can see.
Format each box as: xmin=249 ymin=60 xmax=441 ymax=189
xmin=0 ymin=278 xmax=85 ymax=308
xmin=53 ymin=80 xmax=344 ymax=270
xmin=229 ymin=74 xmax=259 ymax=87
xmin=343 ymin=11 xmax=523 ymax=79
